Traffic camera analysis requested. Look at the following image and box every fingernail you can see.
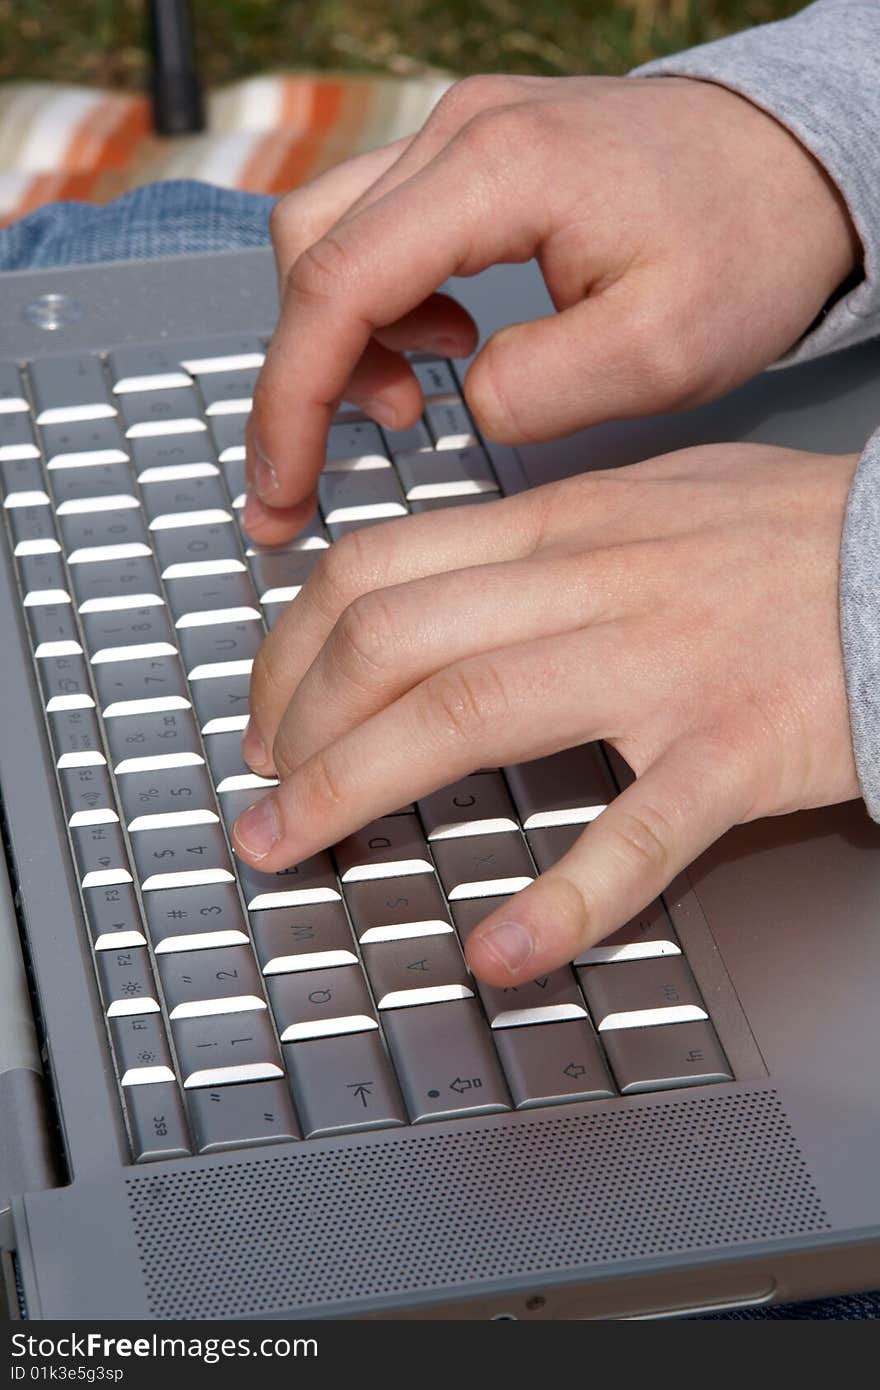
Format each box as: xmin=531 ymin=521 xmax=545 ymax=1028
xmin=256 ymin=455 xmax=278 ymax=498
xmin=241 ymin=721 xmax=267 ymax=770
xmin=474 ymin=919 xmax=534 ymax=975
xmin=233 ymin=795 xmax=280 ymax=862
xmin=361 ymin=397 xmax=399 ymax=430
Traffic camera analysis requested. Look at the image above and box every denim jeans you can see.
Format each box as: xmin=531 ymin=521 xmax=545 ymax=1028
xmin=1 ymin=179 xmax=876 ymax=1320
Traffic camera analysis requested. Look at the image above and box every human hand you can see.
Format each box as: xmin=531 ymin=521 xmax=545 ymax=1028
xmin=242 ymin=72 xmax=859 ymax=545
xmin=233 ymin=443 xmax=860 ymax=985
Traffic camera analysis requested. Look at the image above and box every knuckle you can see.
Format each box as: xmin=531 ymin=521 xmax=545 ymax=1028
xmin=308 ymin=530 xmax=371 ymax=623
xmin=430 ymin=74 xmax=511 ymax=128
xmin=625 ymin=312 xmax=698 ymax=410
xmin=332 ymin=592 xmax=395 ymax=683
xmin=423 ymin=660 xmax=509 ymax=744
xmin=301 ymin=746 xmax=348 ymax=820
xmin=609 ymin=802 xmax=674 ymax=878
xmin=288 ymin=232 xmax=353 ymax=305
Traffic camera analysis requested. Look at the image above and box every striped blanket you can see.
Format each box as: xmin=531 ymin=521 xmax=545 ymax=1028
xmin=0 ymin=73 xmax=451 ymax=225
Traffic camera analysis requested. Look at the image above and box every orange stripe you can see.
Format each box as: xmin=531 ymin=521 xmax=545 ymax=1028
xmin=239 ymin=79 xmax=349 ymax=193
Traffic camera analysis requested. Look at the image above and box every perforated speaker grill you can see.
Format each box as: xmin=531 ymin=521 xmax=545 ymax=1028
xmin=127 ymin=1088 xmax=828 ymax=1318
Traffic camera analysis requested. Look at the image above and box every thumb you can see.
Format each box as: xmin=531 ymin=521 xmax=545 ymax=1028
xmin=464 ymin=274 xmax=690 ymax=444
xmin=464 ymin=737 xmax=748 ymax=985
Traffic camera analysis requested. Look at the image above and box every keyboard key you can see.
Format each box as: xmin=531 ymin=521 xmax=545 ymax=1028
xmin=131 ymin=822 xmax=234 ymax=891
xmin=209 ymin=412 xmax=247 ymax=462
xmin=285 ymin=1031 xmax=405 ymax=1137
xmin=1 ymin=455 xmax=44 ymax=500
xmin=179 ymin=616 xmax=264 ymax=678
xmin=343 ymin=874 xmax=453 ymax=943
xmin=110 ymin=1011 xmax=176 ymax=1086
xmin=29 ymin=353 xmax=115 ymax=425
xmin=334 ymin=815 xmax=433 ymax=882
xmin=172 ymin=1009 xmax=284 ymax=1088
xmin=8 ymin=501 xmax=59 ymax=555
xmin=204 ymin=729 xmax=274 ymax=793
xmin=83 ymin=881 xmax=147 ymax=951
xmin=0 ymin=413 xmax=40 ymax=462
xmin=325 ymin=421 xmax=390 ymax=471
xmin=83 ymin=604 xmax=176 ymax=664
xmin=108 ymin=343 xmax=193 ymax=394
xmin=602 ymin=1021 xmax=732 ymax=1095
xmin=574 ymin=901 xmax=681 ymax=965
xmin=318 ymin=468 xmax=407 ymax=524
xmin=131 ymin=432 xmax=216 ymax=476
xmin=425 ymin=400 xmax=479 ymax=450
xmin=493 ymin=1021 xmax=615 ymax=1108
xmin=174 ymin=336 xmax=264 ymax=376
xmin=94 ymin=653 xmax=188 ymax=715
xmin=432 ymin=831 xmax=535 ymax=899
xmin=70 ymin=554 xmax=162 ymax=613
xmin=383 ymin=998 xmax=510 ymax=1122
xmin=140 ymin=469 xmax=227 ymax=523
xmin=152 ymin=518 xmax=241 ymax=578
xmin=525 ymin=823 xmax=581 ymax=872
xmin=143 ymin=881 xmax=249 ymax=953
xmin=41 ymin=417 xmax=128 ymax=468
xmin=198 ymin=367 xmax=259 ymax=415
xmin=187 ymin=1079 xmax=300 ymax=1152
xmin=250 ymin=901 xmax=358 ymax=975
xmin=413 ymin=359 xmax=458 ymax=399
xmin=126 ymin=1081 xmax=191 ymax=1161
xmin=50 ymin=460 xmax=135 ymax=510
xmin=576 ymin=957 xmax=708 ymax=1032
xmin=477 ymin=968 xmax=587 ymax=1029
xmin=70 ymin=819 xmax=132 ymax=890
xmin=267 ymin=965 xmax=378 ymax=1042
xmin=59 ymin=762 xmax=117 ymax=827
xmin=157 ymin=946 xmax=265 ymax=1019
xmin=505 ymin=744 xmax=614 ymax=829
xmin=0 ymin=362 xmax=27 ymax=413
xmin=118 ymin=762 xmax=217 ymax=830
xmin=60 ymin=507 xmax=149 ymax=565
xmin=248 ymin=548 xmax=318 ymax=602
xmin=417 ymin=772 xmax=518 ymax=840
xmin=37 ymin=651 xmax=94 ymax=710
xmin=118 ymin=386 xmax=205 ymax=438
xmin=397 ymin=446 xmax=496 ymax=500
xmin=190 ymin=670 xmax=251 ymax=733
xmin=105 ymin=706 xmax=202 ymax=772
xmin=235 ymin=852 xmax=342 ymax=912
xmin=165 ymin=568 xmax=260 ymax=626
xmin=26 ymin=598 xmax=80 ymax=657
xmin=48 ymin=705 xmax=105 ymax=768
xmin=18 ymin=549 xmax=68 ymax=603
xmin=96 ymin=945 xmax=160 ymax=1016
xmin=362 ymin=933 xmax=473 ymax=1008
xmin=241 ymin=513 xmax=329 ymax=554
xmin=383 ymin=419 xmax=432 ymax=456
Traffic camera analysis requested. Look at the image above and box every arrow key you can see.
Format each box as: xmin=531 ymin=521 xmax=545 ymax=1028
xmin=284 ymin=1031 xmax=406 ymax=1137
xmin=493 ymin=1021 xmax=615 ymax=1109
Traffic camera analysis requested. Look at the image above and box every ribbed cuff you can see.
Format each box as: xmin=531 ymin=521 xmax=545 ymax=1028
xmin=839 ymin=426 xmax=880 ymax=821
xmin=631 ymin=1 xmax=880 ymax=365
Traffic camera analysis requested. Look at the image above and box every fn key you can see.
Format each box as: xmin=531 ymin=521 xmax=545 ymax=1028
xmin=602 ymin=1020 xmax=732 ymax=1095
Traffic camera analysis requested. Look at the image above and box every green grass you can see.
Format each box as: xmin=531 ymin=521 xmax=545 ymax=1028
xmin=0 ymin=1 xmax=806 ymax=90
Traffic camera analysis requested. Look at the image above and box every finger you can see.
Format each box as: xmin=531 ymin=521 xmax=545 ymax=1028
xmin=464 ymin=735 xmax=750 ymax=985
xmin=232 ymin=625 xmax=628 ymax=870
xmin=244 ymin=490 xmax=544 ymax=769
xmin=248 ymin=131 xmax=555 ymax=517
xmin=271 ymin=546 xmax=650 ymax=773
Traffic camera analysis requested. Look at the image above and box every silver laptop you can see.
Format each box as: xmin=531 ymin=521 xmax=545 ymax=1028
xmin=0 ymin=247 xmax=878 ymax=1321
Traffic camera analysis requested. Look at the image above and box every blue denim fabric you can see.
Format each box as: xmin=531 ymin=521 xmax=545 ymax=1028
xmin=0 ymin=179 xmax=273 ymax=271
xmin=0 ymin=178 xmax=876 ymax=1321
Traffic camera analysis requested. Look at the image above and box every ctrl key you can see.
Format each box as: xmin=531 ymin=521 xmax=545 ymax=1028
xmin=126 ymin=1081 xmax=191 ymax=1162
xmin=602 ymin=1020 xmax=732 ymax=1095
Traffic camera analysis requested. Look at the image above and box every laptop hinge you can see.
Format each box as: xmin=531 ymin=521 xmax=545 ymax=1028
xmin=0 ymin=822 xmax=59 ymax=1248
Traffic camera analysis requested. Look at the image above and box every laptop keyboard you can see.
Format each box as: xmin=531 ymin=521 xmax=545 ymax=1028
xmin=1 ymin=334 xmax=732 ymax=1162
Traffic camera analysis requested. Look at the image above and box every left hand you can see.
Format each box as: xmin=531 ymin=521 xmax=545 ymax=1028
xmin=233 ymin=442 xmax=860 ymax=985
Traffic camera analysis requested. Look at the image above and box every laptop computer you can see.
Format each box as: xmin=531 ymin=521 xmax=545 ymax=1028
xmin=0 ymin=247 xmax=878 ymax=1321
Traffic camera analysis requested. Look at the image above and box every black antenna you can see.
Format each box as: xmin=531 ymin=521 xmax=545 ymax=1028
xmin=148 ymin=0 xmax=205 ymax=136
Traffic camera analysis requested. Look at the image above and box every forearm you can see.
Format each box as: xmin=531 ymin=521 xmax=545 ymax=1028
xmin=633 ymin=0 xmax=880 ymax=364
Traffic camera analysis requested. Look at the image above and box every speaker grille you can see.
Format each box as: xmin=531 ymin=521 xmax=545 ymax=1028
xmin=127 ymin=1089 xmax=828 ymax=1318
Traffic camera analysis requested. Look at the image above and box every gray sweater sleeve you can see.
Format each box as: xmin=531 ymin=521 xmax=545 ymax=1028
xmin=633 ymin=1 xmax=880 ymax=818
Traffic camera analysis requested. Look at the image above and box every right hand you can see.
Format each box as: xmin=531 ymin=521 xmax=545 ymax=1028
xmin=243 ymin=71 xmax=859 ymax=545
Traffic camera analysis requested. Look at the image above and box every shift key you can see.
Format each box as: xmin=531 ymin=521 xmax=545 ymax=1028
xmin=382 ymin=998 xmax=510 ymax=1122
